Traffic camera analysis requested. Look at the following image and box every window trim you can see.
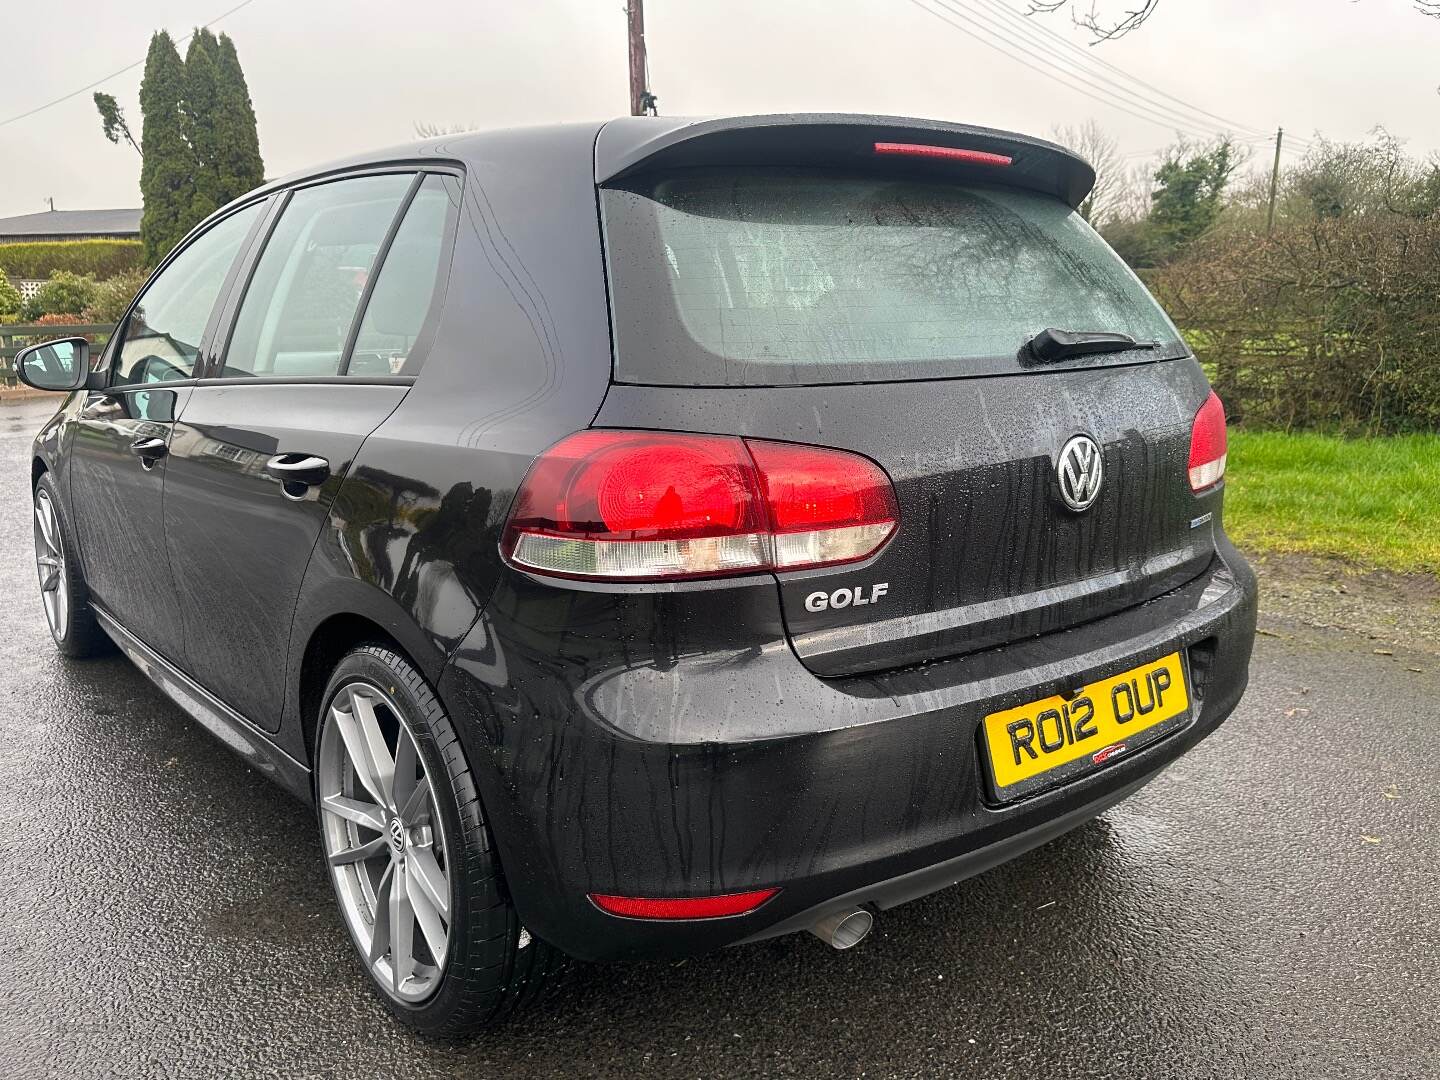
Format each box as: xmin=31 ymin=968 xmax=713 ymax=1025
xmin=199 ymin=162 xmax=464 ymax=385
xmin=105 ymin=195 xmax=274 ymax=389
xmin=337 ymin=172 xmax=425 ymax=376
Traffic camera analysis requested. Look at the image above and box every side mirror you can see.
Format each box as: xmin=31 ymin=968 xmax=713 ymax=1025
xmin=13 ymin=336 xmax=90 ymax=392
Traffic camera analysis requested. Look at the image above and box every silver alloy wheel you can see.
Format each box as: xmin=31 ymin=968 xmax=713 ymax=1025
xmin=33 ymin=489 xmax=69 ymax=642
xmin=318 ymin=681 xmax=453 ymax=1004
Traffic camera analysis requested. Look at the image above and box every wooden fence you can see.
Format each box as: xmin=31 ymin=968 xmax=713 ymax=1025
xmin=0 ymin=323 xmax=114 ymax=386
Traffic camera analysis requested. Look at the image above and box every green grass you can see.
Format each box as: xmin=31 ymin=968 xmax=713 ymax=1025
xmin=1225 ymin=431 xmax=1440 ymax=575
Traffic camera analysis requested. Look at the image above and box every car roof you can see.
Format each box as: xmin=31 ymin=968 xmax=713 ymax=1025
xmin=240 ymin=113 xmax=1095 ymax=211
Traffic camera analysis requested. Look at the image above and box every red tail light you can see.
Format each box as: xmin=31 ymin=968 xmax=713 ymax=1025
xmin=873 ymin=141 xmax=1013 ymax=167
xmin=1189 ymin=390 xmax=1228 ymax=492
xmin=502 ymin=431 xmax=899 ymax=581
xmin=590 ymin=888 xmax=779 ymax=920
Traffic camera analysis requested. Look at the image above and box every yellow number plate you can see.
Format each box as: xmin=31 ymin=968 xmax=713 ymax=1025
xmin=981 ymin=652 xmax=1191 ymax=801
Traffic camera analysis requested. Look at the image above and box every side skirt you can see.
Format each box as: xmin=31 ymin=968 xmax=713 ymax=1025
xmin=93 ymin=606 xmax=312 ymax=802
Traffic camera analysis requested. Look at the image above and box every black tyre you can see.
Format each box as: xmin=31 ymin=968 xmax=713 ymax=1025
xmin=314 ymin=643 xmax=567 ymax=1037
xmin=32 ymin=473 xmax=108 ymax=658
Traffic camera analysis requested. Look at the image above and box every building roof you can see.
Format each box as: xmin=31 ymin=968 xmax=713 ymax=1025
xmin=0 ymin=208 xmax=142 ymax=239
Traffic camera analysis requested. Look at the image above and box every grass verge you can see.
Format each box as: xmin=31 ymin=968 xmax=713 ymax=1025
xmin=1225 ymin=431 xmax=1440 ymax=576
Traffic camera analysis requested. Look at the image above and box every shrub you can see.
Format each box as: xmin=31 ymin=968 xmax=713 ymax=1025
xmin=83 ymin=268 xmax=148 ymax=326
xmin=21 ymin=271 xmax=99 ymax=321
xmin=0 ymin=267 xmax=21 ymax=318
xmin=32 ymin=311 xmax=87 ymax=326
xmin=0 ymin=239 xmax=144 ymax=280
xmin=1151 ymin=216 xmax=1440 ymax=433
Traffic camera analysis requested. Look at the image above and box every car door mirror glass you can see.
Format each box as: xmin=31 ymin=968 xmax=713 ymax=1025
xmin=14 ymin=337 xmax=90 ymax=392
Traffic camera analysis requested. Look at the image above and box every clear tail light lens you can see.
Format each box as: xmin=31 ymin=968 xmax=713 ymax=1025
xmin=502 ymin=430 xmax=899 ymax=581
xmin=1188 ymin=390 xmax=1228 ymax=492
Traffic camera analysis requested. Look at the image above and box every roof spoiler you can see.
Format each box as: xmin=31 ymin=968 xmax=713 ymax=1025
xmin=594 ymin=114 xmax=1095 ymax=210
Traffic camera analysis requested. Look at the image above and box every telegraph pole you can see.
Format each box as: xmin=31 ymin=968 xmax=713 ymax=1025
xmin=626 ymin=1 xmax=656 ymax=116
xmin=1266 ymin=126 xmax=1283 ymax=234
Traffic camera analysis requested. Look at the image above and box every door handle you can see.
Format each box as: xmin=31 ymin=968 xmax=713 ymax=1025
xmin=130 ymin=436 xmax=168 ymax=468
xmin=265 ymin=453 xmax=331 ymax=490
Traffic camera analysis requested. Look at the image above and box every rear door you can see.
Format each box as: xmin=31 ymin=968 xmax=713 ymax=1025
xmin=163 ymin=170 xmax=460 ymax=730
xmin=67 ymin=201 xmax=264 ymax=661
xmin=598 ymin=166 xmax=1217 ymax=676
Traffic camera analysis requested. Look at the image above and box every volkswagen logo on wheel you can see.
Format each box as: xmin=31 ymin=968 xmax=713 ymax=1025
xmin=1057 ymin=434 xmax=1104 ymax=511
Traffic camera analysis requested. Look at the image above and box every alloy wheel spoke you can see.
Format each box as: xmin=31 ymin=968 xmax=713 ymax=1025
xmin=392 ymin=733 xmax=418 ymax=818
xmin=333 ymin=689 xmax=395 ymax=808
xmin=399 ymin=773 xmax=431 ymax=824
xmin=368 ymin=861 xmax=395 ymax=965
xmin=390 ymin=860 xmax=415 ymax=992
xmin=320 ymin=793 xmax=385 ymax=832
xmin=406 ymin=845 xmax=450 ymax=921
xmin=407 ymin=863 xmax=449 ymax=963
xmin=327 ymin=835 xmax=389 ymax=866
xmin=34 ymin=501 xmax=58 ymax=552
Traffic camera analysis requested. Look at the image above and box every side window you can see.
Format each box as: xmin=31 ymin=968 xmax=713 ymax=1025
xmin=348 ymin=174 xmax=459 ymax=377
xmin=222 ymin=174 xmax=413 ymax=378
xmin=113 ymin=202 xmax=262 ymax=385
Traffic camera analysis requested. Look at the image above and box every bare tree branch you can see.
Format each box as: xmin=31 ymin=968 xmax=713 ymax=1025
xmin=413 ymin=121 xmax=478 ymax=138
xmin=1026 ymin=0 xmax=1163 ymax=42
xmin=1052 ymin=119 xmax=1126 ymax=223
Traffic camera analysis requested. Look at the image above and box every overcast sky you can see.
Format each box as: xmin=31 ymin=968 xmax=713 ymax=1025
xmin=3 ymin=0 xmax=1439 ymax=218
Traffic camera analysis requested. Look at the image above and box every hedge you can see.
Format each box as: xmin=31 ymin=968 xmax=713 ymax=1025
xmin=1150 ymin=216 xmax=1440 ymax=434
xmin=0 ymin=239 xmax=145 ymax=280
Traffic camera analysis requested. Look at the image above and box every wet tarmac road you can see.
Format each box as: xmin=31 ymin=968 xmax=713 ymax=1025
xmin=1 ymin=397 xmax=1436 ymax=1079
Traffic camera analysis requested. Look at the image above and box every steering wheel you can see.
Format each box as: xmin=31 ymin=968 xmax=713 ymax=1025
xmin=131 ymin=354 xmax=190 ymax=384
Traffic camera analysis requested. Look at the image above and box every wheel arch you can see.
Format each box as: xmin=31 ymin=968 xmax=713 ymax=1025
xmin=288 ymin=575 xmax=459 ymax=768
xmin=31 ymin=456 xmax=47 ymax=489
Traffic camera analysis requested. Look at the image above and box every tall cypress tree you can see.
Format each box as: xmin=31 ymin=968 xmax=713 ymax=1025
xmin=184 ymin=29 xmax=224 ymax=223
xmin=138 ymin=31 xmax=196 ymax=263
xmin=212 ymin=33 xmax=266 ymax=202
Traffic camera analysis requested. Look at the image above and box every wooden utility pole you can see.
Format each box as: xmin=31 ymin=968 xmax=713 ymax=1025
xmin=627 ymin=1 xmax=656 ymax=116
xmin=1266 ymin=127 xmax=1283 ymax=234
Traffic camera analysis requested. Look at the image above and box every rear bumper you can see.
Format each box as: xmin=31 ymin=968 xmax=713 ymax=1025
xmin=438 ymin=535 xmax=1257 ymax=962
xmin=739 ymin=767 xmax=1159 ymax=945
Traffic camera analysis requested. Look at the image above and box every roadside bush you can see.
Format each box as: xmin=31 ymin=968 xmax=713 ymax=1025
xmin=0 ymin=239 xmax=144 ymax=280
xmin=31 ymin=311 xmax=87 ymax=327
xmin=0 ymin=267 xmax=21 ymax=318
xmin=21 ymin=271 xmax=99 ymax=322
xmin=1150 ymin=216 xmax=1440 ymax=433
xmin=82 ymin=268 xmax=148 ymax=326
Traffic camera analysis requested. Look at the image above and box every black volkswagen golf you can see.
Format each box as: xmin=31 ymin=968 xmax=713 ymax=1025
xmin=17 ymin=114 xmax=1256 ymax=1036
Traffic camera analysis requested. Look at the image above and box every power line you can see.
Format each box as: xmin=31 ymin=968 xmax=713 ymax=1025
xmin=966 ymin=0 xmax=1273 ymax=140
xmin=903 ymin=0 xmax=1238 ymax=142
xmin=935 ymin=0 xmax=1315 ymax=149
xmin=0 ymin=0 xmax=262 ymax=129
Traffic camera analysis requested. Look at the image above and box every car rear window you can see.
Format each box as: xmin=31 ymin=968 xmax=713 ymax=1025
xmin=601 ymin=168 xmax=1184 ymax=386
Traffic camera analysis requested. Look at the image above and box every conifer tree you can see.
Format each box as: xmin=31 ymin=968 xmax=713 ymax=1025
xmin=184 ymin=29 xmax=225 ymax=223
xmin=138 ymin=31 xmax=197 ymax=263
xmin=212 ymin=33 xmax=266 ymax=202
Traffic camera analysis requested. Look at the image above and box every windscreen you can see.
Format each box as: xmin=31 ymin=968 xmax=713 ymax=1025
xmin=602 ymin=168 xmax=1184 ymax=385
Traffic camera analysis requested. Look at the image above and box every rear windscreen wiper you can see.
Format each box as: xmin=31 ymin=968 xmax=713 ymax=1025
xmin=1023 ymin=328 xmax=1161 ymax=365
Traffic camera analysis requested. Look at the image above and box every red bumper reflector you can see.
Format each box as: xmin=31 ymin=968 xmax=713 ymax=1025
xmin=589 ymin=888 xmax=780 ymax=920
xmin=874 ymin=141 xmax=1013 ymax=167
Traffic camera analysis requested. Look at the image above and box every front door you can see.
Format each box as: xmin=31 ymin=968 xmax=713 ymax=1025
xmin=67 ymin=201 xmax=264 ymax=661
xmin=68 ymin=387 xmax=186 ymax=657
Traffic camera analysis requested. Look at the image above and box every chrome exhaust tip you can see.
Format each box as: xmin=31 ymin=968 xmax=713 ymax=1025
xmin=809 ymin=907 xmax=874 ymax=950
